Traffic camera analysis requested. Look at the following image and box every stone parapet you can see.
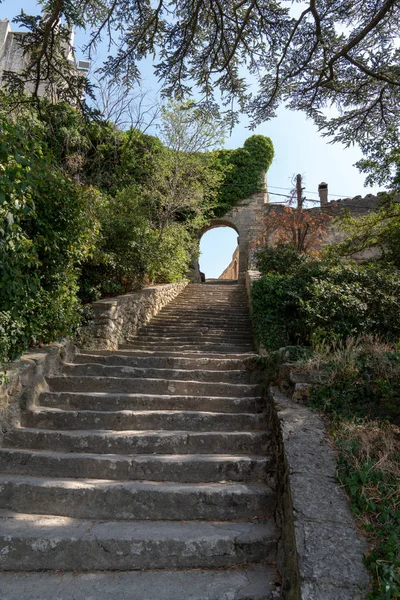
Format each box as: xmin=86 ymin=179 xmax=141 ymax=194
xmin=80 ymin=283 xmax=187 ymax=350
xmin=0 ymin=340 xmax=76 ymax=446
xmin=269 ymin=386 xmax=369 ymax=600
xmin=245 ymin=270 xmax=266 ymax=356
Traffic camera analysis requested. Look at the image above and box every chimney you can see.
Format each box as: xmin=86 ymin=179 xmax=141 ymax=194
xmin=318 ymin=182 xmax=328 ymax=207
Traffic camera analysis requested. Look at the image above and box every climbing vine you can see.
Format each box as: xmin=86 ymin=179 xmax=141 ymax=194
xmin=213 ymin=135 xmax=274 ymax=217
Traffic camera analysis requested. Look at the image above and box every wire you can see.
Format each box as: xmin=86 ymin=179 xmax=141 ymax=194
xmin=268 ymin=184 xmax=358 ymax=198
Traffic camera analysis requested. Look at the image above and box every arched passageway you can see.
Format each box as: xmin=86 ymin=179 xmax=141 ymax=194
xmin=190 ymin=191 xmax=268 ymax=282
xmin=199 ymin=226 xmax=239 ymax=280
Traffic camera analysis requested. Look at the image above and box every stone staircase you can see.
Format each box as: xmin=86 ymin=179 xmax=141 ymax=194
xmin=0 ymin=281 xmax=280 ymax=599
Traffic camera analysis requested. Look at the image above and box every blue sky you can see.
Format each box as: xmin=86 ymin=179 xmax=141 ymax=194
xmin=1 ymin=1 xmax=380 ymax=278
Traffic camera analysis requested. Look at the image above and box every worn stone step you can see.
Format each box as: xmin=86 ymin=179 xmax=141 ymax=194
xmin=61 ymin=363 xmax=258 ymax=384
xmin=0 ymin=511 xmax=276 ymax=571
xmin=0 ymin=475 xmax=275 ymax=521
xmin=160 ymin=309 xmax=250 ymax=317
xmin=152 ymin=316 xmax=250 ymax=325
xmin=114 ymin=348 xmax=257 ymax=359
xmin=141 ymin=327 xmax=252 ymax=336
xmin=171 ymin=294 xmax=248 ymax=304
xmin=22 ymin=408 xmax=267 ymax=432
xmin=0 ymin=565 xmax=279 ymax=600
xmin=74 ymin=351 xmax=256 ymax=371
xmin=0 ymin=448 xmax=269 ymax=483
xmin=165 ymin=306 xmax=249 ymax=312
xmin=4 ymin=428 xmax=270 ymax=455
xmin=46 ymin=375 xmax=262 ymax=397
xmin=168 ymin=304 xmax=248 ymax=310
xmin=142 ymin=317 xmax=250 ymax=333
xmin=132 ymin=333 xmax=253 ymax=349
xmin=132 ymin=336 xmax=253 ymax=346
xmin=124 ymin=343 xmax=254 ymax=353
xmin=138 ymin=327 xmax=252 ymax=336
xmin=39 ymin=391 xmax=265 ymax=413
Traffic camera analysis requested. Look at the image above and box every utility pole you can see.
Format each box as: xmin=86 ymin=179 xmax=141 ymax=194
xmin=296 ymin=174 xmax=303 ymax=211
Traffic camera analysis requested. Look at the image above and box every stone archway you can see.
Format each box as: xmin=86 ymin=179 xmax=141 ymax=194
xmin=194 ymin=191 xmax=268 ymax=281
xmin=199 ymin=221 xmax=239 ymax=281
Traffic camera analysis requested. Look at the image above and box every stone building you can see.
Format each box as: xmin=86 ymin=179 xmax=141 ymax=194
xmin=219 ymin=246 xmax=239 ymax=280
xmin=0 ymin=19 xmax=89 ymax=100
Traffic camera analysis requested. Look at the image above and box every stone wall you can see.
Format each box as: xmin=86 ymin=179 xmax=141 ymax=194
xmin=0 ymin=19 xmax=83 ymax=99
xmin=0 ymin=340 xmax=76 ymax=446
xmin=195 ymin=190 xmax=268 ymax=282
xmin=264 ymin=193 xmax=384 ymax=262
xmin=269 ymin=386 xmax=369 ymax=600
xmin=218 ymin=246 xmax=239 ymax=280
xmin=80 ymin=283 xmax=187 ymax=350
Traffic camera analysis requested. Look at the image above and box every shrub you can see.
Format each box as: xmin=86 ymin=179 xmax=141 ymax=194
xmin=251 ymin=260 xmax=400 ymax=351
xmin=0 ymin=113 xmax=96 ymax=362
xmin=254 ymin=243 xmax=308 ymax=275
xmin=80 ymin=188 xmax=193 ymax=301
xmin=308 ymin=337 xmax=400 ymax=422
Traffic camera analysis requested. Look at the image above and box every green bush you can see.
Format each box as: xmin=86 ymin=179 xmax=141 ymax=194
xmin=255 ymin=243 xmax=308 ymax=275
xmin=251 ymin=258 xmax=400 ymax=351
xmin=0 ymin=113 xmax=96 ymax=362
xmin=80 ymin=188 xmax=194 ymax=302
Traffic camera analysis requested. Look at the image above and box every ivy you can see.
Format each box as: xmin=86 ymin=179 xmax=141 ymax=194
xmin=212 ymin=135 xmax=274 ymax=216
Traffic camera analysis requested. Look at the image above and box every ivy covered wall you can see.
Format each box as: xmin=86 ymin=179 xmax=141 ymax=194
xmin=213 ymin=135 xmax=274 ymax=217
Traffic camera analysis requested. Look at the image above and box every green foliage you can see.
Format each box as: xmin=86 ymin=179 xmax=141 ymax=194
xmin=327 ymin=194 xmax=400 ymax=269
xmin=255 ymin=242 xmax=308 ymax=275
xmin=305 ymin=339 xmax=400 ymax=599
xmin=21 ymin=100 xmax=165 ymax=196
xmin=251 ymin=257 xmax=400 ymax=352
xmin=0 ymin=112 xmax=95 ymax=363
xmin=213 ymin=135 xmax=274 ymax=216
xmin=0 ymin=95 xmax=273 ymax=367
xmin=309 ymin=342 xmax=400 ymax=423
xmin=80 ymin=188 xmax=195 ymax=302
xmin=338 ymin=433 xmax=400 ymax=600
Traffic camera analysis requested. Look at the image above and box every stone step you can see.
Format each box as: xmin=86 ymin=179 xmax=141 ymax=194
xmin=115 ymin=348 xmax=257 ymax=359
xmin=136 ymin=333 xmax=253 ymax=343
xmin=0 ymin=475 xmax=275 ymax=521
xmin=39 ymin=391 xmax=265 ymax=413
xmin=0 ymin=565 xmax=279 ymax=600
xmin=4 ymin=428 xmax=270 ymax=455
xmin=159 ymin=309 xmax=250 ymax=317
xmin=124 ymin=343 xmax=254 ymax=353
xmin=46 ymin=376 xmax=262 ymax=397
xmin=61 ymin=363 xmax=258 ymax=384
xmin=171 ymin=297 xmax=248 ymax=302
xmin=134 ymin=331 xmax=253 ymax=340
xmin=141 ymin=326 xmax=252 ymax=335
xmin=0 ymin=511 xmax=276 ymax=571
xmin=22 ymin=408 xmax=267 ymax=432
xmin=128 ymin=343 xmax=255 ymax=353
xmin=0 ymin=448 xmax=269 ymax=483
xmin=152 ymin=315 xmax=250 ymax=325
xmin=138 ymin=326 xmax=252 ymax=335
xmin=164 ymin=305 xmax=250 ymax=311
xmin=74 ymin=352 xmax=256 ymax=371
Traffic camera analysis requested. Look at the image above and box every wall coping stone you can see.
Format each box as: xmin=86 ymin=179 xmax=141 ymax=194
xmin=0 ymin=339 xmax=76 ymax=446
xmin=80 ymin=283 xmax=188 ymax=351
xmin=269 ymin=385 xmax=370 ymax=600
xmin=245 ymin=269 xmax=267 ymax=356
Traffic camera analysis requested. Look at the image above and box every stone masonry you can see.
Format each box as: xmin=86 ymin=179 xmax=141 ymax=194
xmin=195 ymin=190 xmax=268 ymax=282
xmin=219 ymin=245 xmax=239 ymax=280
xmin=0 ymin=281 xmax=281 ymax=599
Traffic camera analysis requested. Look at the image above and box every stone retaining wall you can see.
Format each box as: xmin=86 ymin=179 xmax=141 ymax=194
xmin=80 ymin=283 xmax=187 ymax=350
xmin=269 ymin=386 xmax=369 ymax=600
xmin=0 ymin=340 xmax=76 ymax=446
